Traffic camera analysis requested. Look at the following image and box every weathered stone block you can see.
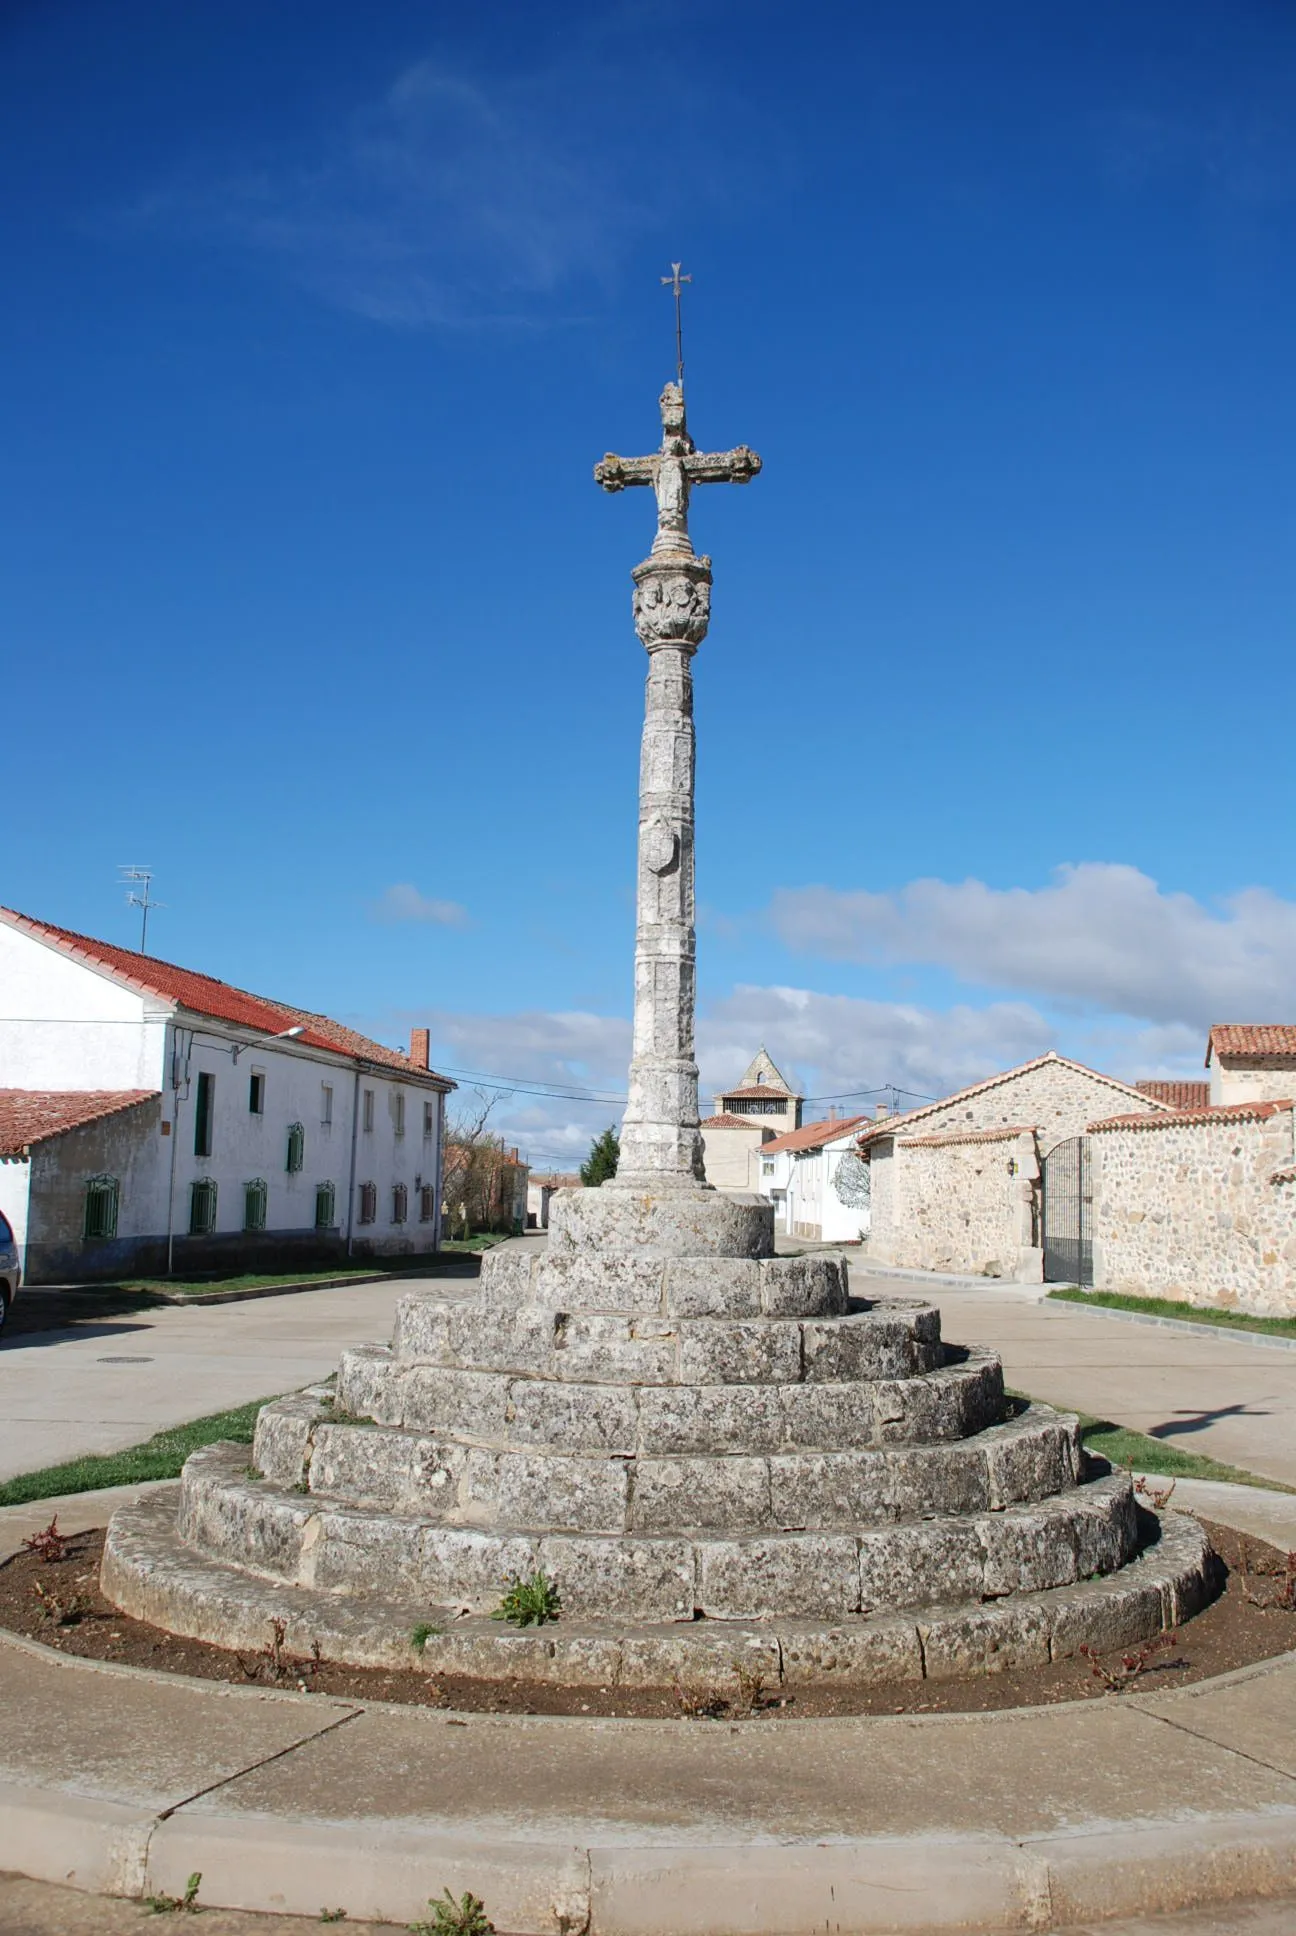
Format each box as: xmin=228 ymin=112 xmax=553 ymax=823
xmin=758 ymin=1255 xmax=849 ymax=1317
xmin=919 ymin=1598 xmax=1051 ymax=1679
xmin=982 ymin=1411 xmax=1075 ymax=1509
xmin=677 ymin=1319 xmax=801 ymax=1386
xmin=980 ymin=1506 xmax=1079 ymax=1598
xmin=779 ymin=1616 xmax=923 ymax=1685
xmin=251 ymin=1399 xmax=315 ymax=1486
xmin=530 ymin=1254 xmax=667 ymax=1313
xmin=663 ymin=1257 xmax=762 ymax=1317
xmin=800 ymin=1314 xmax=935 ymax=1383
xmin=397 ymin=1365 xmax=511 ymax=1439
xmin=306 ymin=1506 xmax=428 ymax=1594
xmin=502 ymin=1376 xmax=639 ymax=1454
xmin=336 ymin=1345 xmax=400 ymax=1423
xmin=697 ymin=1533 xmax=861 ymax=1618
xmin=1046 ymin=1572 xmax=1164 ymax=1660
xmin=462 ymin=1447 xmax=629 ymax=1533
xmin=418 ymin=1527 xmax=540 ymax=1608
xmin=547 ymin=1184 xmax=774 ymax=1259
xmin=309 ymin=1423 xmax=466 ymax=1516
xmin=630 ymin=1455 xmax=771 ymax=1531
xmin=637 ymin=1382 xmax=785 ymax=1455
xmin=551 ymin=1314 xmax=678 ymax=1384
xmin=392 ymin=1295 xmax=456 ymax=1361
xmin=536 ymin=1534 xmax=695 ymax=1621
xmin=858 ymin=1520 xmax=985 ymax=1611
xmin=780 ymin=1382 xmax=875 ymax=1449
xmin=618 ymin=1627 xmax=781 ymax=1691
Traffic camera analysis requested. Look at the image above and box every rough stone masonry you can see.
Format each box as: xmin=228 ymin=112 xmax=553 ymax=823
xmin=100 ymin=376 xmax=1213 ymax=1691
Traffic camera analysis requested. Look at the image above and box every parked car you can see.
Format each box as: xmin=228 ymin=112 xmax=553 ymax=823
xmin=0 ymin=1210 xmax=20 ymax=1333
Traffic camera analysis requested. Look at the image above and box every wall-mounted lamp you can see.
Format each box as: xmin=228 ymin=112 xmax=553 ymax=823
xmin=1006 ymin=1158 xmax=1019 ymax=1177
xmin=231 ymin=1024 xmax=307 ymax=1062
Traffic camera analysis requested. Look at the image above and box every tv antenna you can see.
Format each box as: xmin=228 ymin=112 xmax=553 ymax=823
xmin=119 ymin=866 xmax=164 ymax=953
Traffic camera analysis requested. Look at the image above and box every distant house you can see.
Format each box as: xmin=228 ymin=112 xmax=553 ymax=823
xmin=858 ymin=1052 xmax=1167 ymax=1281
xmin=443 ymin=1140 xmax=528 ymax=1238
xmin=0 ymin=907 xmax=453 ymax=1283
xmin=526 ymin=1173 xmax=581 ymax=1230
xmin=700 ymin=1048 xmax=802 ymax=1191
xmin=754 ymin=1113 xmax=871 ymax=1242
xmin=1206 ymin=1026 xmax=1296 ymax=1108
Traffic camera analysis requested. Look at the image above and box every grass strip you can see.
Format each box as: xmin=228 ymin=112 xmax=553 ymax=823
xmin=1077 ymin=1416 xmax=1295 ymax=1492
xmin=0 ymin=1396 xmax=279 ymax=1509
xmin=1047 ymin=1286 xmax=1296 ymax=1341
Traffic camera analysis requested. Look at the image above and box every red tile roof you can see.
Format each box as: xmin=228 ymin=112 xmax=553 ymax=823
xmin=1135 ymin=1080 xmax=1211 ymax=1110
xmin=1207 ymin=1025 xmax=1296 ymax=1065
xmin=0 ymin=1090 xmax=158 ymax=1158
xmin=855 ymin=1052 xmax=1169 ymax=1149
xmin=761 ymin=1115 xmax=868 ymax=1155
xmin=700 ymin=1113 xmax=763 ymax=1130
xmin=1089 ymin=1098 xmax=1294 ymax=1132
xmin=0 ymin=908 xmax=452 ymax=1088
xmin=720 ymin=1085 xmax=792 ymax=1101
xmin=901 ymin=1124 xmax=1036 ymax=1148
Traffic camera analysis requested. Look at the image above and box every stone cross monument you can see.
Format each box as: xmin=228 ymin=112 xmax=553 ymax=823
xmin=590 ymin=381 xmax=762 ymax=1207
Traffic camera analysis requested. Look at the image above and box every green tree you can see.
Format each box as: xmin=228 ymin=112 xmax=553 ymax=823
xmin=581 ymin=1125 xmax=620 ymax=1186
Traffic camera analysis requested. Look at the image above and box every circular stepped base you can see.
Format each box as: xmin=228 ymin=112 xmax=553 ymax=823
xmin=174 ymin=1440 xmax=1140 ymax=1619
xmin=102 ymin=1485 xmax=1214 ymax=1690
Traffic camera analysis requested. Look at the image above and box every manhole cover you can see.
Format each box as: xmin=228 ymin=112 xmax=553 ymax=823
xmin=96 ymin=1355 xmax=154 ymax=1364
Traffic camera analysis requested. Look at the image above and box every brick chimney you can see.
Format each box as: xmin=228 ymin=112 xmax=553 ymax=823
xmin=409 ymin=1027 xmax=430 ymax=1070
xmin=875 ymin=1101 xmax=890 ymax=1120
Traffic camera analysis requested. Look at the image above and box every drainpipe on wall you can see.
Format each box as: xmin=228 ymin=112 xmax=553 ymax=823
xmin=344 ymin=1064 xmax=361 ymax=1257
xmin=164 ymin=1024 xmax=187 ymax=1277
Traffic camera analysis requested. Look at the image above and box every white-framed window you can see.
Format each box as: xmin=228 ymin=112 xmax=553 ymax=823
xmin=362 ymin=1089 xmax=375 ymax=1133
xmin=321 ymin=1083 xmax=333 ymax=1126
xmin=248 ymin=1071 xmax=265 ymax=1115
xmin=393 ymin=1092 xmax=406 ymax=1139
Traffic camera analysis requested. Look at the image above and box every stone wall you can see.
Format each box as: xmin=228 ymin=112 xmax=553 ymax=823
xmin=866 ymin=1056 xmax=1164 ymax=1277
xmin=1212 ymin=1056 xmax=1296 ymax=1108
xmin=882 ymin=1128 xmax=1039 ymax=1278
xmin=1092 ymin=1103 xmax=1296 ymax=1317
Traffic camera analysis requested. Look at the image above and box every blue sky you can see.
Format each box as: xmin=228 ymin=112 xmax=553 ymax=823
xmin=4 ymin=0 xmax=1295 ymax=1166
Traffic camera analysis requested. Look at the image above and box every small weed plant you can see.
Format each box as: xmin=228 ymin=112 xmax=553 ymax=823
xmin=1078 ymin=1630 xmax=1181 ymax=1692
xmin=491 ymin=1570 xmax=561 ymax=1627
xmin=319 ymin=1911 xmax=348 ymax=1924
xmin=411 ymin=1621 xmax=444 ymax=1652
xmin=1133 ymin=1474 xmax=1177 ymax=1511
xmin=143 ymin=1872 xmax=202 ymax=1914
xmin=409 ymin=1888 xmax=495 ymax=1936
xmin=31 ymin=1580 xmax=90 ymax=1627
xmin=1238 ymin=1540 xmax=1296 ymax=1613
xmin=21 ymin=1517 xmax=68 ymax=1563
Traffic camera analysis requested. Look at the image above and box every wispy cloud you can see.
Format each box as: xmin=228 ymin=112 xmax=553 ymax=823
xmin=369 ymin=883 xmax=469 ymax=927
xmin=118 ymin=23 xmax=739 ymax=328
xmin=769 ymin=864 xmax=1296 ymax=1029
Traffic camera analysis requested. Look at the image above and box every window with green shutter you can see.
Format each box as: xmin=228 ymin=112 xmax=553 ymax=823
xmin=286 ymin=1122 xmax=305 ymax=1173
xmin=314 ymin=1181 xmax=336 ymax=1229
xmin=83 ymin=1176 xmax=119 ymax=1241
xmin=190 ymin=1178 xmax=218 ymax=1235
xmin=244 ymin=1179 xmax=268 ymax=1232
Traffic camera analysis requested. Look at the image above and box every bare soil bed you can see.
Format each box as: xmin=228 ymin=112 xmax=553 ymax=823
xmin=1 ymin=1518 xmax=1292 ymax=1720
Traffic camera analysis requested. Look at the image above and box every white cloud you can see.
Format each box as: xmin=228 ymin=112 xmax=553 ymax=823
xmin=769 ymin=864 xmax=1296 ymax=1029
xmin=370 ymin=884 xmax=469 ymax=927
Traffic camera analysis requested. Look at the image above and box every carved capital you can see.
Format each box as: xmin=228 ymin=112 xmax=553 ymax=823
xmin=632 ymin=555 xmax=712 ymax=648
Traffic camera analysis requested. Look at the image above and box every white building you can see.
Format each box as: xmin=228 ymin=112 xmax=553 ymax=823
xmin=755 ymin=1113 xmax=872 ymax=1242
xmin=0 ymin=907 xmax=453 ymax=1283
xmin=1206 ymin=1025 xmax=1296 ymax=1107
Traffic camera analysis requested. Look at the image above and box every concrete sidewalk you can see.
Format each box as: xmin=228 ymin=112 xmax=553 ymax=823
xmin=3 ymin=1615 xmax=1296 ymax=1933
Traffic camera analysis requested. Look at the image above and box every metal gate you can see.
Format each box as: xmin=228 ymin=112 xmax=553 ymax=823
xmin=1042 ymin=1136 xmax=1093 ymax=1285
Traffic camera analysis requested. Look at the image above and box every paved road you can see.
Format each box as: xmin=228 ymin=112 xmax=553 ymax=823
xmin=0 ymin=1277 xmax=425 ymax=1484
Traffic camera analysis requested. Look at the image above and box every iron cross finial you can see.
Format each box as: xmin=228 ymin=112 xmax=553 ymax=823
xmin=661 ymin=261 xmax=691 ymax=391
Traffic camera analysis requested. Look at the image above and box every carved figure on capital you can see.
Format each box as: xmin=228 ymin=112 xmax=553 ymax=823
xmin=633 ymin=567 xmax=711 ymax=647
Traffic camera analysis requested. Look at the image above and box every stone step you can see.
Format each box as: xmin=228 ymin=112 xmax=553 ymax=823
xmin=177 ymin=1442 xmax=1137 ymax=1620
xmin=390 ymin=1294 xmax=943 ymax=1385
xmin=254 ymin=1392 xmax=1081 ymax=1532
xmin=334 ymin=1343 xmax=1006 ymax=1454
xmin=478 ymin=1247 xmax=852 ymax=1319
xmin=105 ymin=1480 xmax=1208 ymax=1686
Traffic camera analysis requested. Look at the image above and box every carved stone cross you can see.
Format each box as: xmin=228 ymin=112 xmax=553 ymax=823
xmin=595 ymin=382 xmax=761 ymax=556
xmin=593 ymin=383 xmax=762 ymax=1197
